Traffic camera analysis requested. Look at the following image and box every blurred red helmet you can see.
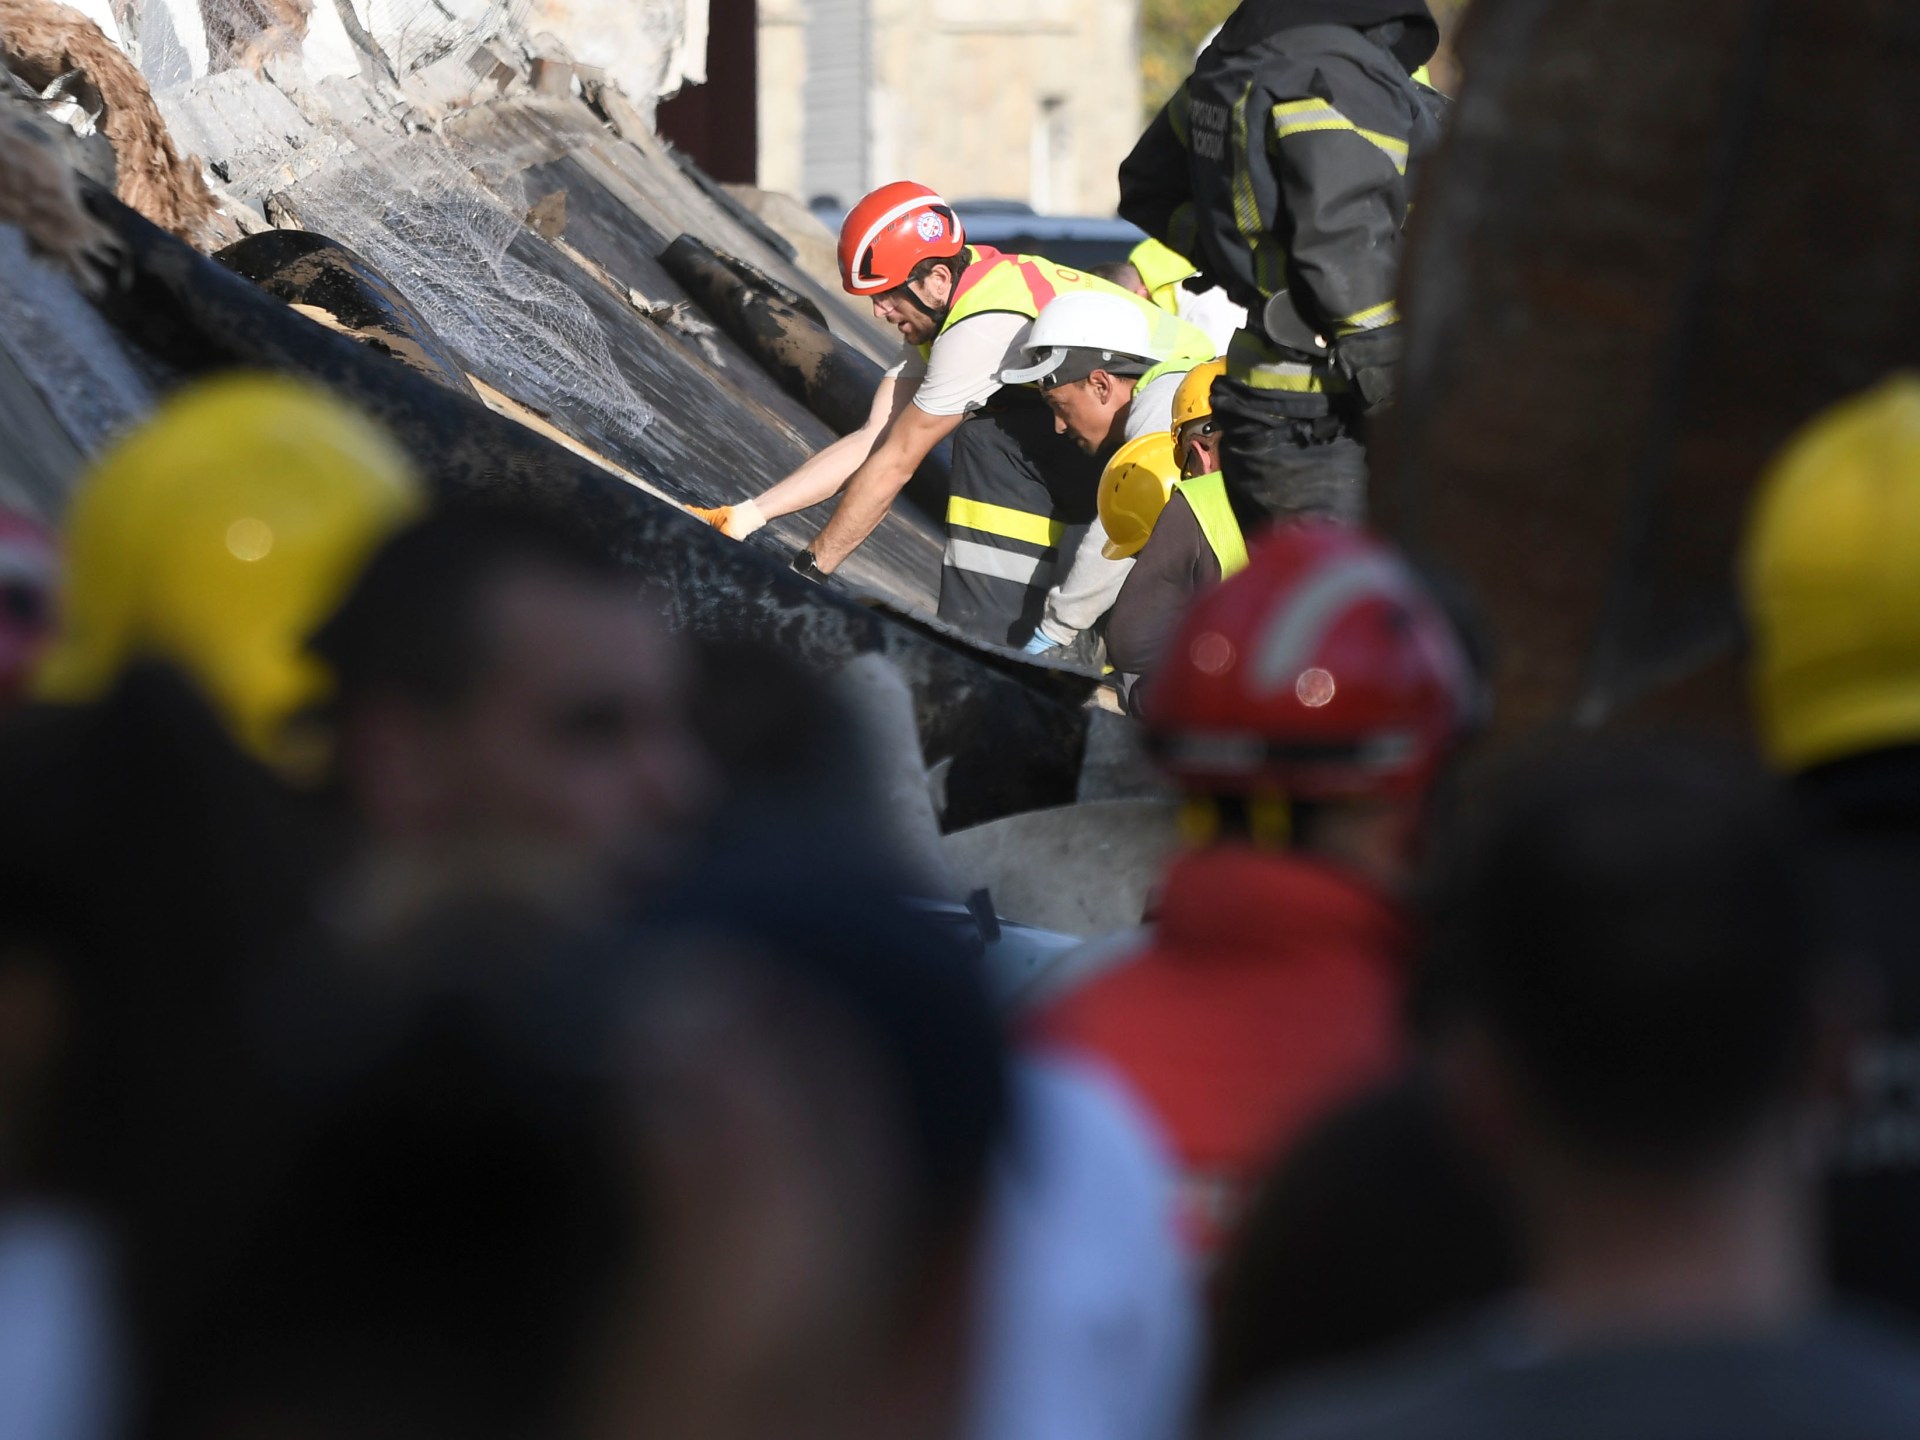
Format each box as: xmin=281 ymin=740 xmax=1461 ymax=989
xmin=0 ymin=510 xmax=57 ymax=707
xmin=1145 ymin=522 xmax=1476 ymax=802
xmin=837 ymin=182 xmax=965 ymax=296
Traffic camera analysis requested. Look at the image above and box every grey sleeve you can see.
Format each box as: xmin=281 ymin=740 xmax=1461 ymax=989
xmin=1041 ymin=522 xmax=1134 ymax=643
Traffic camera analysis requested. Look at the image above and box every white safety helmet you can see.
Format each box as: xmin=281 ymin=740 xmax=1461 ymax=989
xmin=1001 ymin=291 xmax=1163 ymax=389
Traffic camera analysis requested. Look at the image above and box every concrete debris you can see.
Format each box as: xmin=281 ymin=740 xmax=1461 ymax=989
xmin=941 ymin=799 xmax=1181 ymax=938
xmin=0 ymin=0 xmax=1113 ymax=826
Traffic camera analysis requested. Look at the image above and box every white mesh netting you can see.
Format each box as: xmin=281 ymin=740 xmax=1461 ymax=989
xmin=287 ymin=133 xmax=656 ymax=451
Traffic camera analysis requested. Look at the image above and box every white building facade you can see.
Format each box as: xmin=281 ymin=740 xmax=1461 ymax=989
xmin=758 ymin=0 xmax=1142 ymax=216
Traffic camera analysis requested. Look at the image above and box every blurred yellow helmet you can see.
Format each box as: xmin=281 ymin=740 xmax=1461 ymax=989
xmin=1098 ymin=431 xmax=1181 ymax=561
xmin=1172 ymin=358 xmax=1227 ymax=435
xmin=1740 ymin=373 xmax=1920 ymax=772
xmin=36 ymin=374 xmax=424 ymax=774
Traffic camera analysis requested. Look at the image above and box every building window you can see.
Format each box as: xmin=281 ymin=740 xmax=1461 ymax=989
xmin=1029 ymin=95 xmax=1071 ymax=213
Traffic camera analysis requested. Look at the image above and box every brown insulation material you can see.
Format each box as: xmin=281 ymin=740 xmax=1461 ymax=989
xmin=0 ymin=103 xmax=121 ymax=292
xmin=0 ymin=0 xmax=223 ymax=245
xmin=199 ymin=0 xmax=310 ymax=73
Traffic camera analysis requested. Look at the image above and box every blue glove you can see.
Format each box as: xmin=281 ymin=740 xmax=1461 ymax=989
xmin=1023 ymin=630 xmax=1064 ymax=655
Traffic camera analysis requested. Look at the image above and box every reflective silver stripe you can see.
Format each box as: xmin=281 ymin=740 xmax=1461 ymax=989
xmin=943 ymin=538 xmax=1046 ymax=585
xmin=1249 ymin=554 xmax=1411 ymax=692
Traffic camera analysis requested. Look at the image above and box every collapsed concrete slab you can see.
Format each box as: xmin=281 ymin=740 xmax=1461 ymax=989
xmin=0 ymin=0 xmax=1128 ymax=827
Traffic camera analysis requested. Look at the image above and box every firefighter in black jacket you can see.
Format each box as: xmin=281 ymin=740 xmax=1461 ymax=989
xmin=1118 ymin=0 xmax=1443 ymax=531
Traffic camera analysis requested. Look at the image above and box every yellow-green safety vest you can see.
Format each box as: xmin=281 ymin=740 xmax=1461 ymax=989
xmin=922 ymin=247 xmax=1214 ymax=390
xmin=1171 ymin=472 xmax=1249 ymax=577
xmin=1128 ymin=237 xmax=1200 ymax=317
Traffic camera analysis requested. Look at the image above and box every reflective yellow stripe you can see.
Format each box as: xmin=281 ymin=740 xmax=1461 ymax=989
xmin=1242 ymin=366 xmax=1329 ymax=393
xmin=1230 ymin=83 xmax=1263 ymax=261
xmin=1358 ymin=127 xmax=1410 ymax=172
xmin=1337 ymin=300 xmax=1400 ymax=334
xmin=1226 ymin=329 xmax=1341 ymax=392
xmin=1271 ymin=102 xmax=1410 ymax=174
xmin=946 ymin=497 xmax=1066 ymax=548
xmin=1271 ymin=98 xmax=1346 ymax=135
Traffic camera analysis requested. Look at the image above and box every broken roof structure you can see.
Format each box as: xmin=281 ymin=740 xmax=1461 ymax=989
xmin=0 ymin=0 xmax=1120 ymax=831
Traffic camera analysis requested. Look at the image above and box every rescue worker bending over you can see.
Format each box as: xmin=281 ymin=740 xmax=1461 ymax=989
xmin=998 ymin=290 xmax=1215 ymax=654
xmin=1030 ymin=523 xmax=1477 ymax=1258
xmin=1095 ymin=237 xmax=1246 ymax=356
xmin=1119 ymin=0 xmax=1445 ymax=530
xmin=695 ymin=182 xmax=1210 ymax=650
xmin=1106 ymin=358 xmax=1247 ymax=711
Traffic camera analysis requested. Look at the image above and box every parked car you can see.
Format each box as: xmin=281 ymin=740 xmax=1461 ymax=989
xmin=810 ymin=197 xmax=1146 ymax=271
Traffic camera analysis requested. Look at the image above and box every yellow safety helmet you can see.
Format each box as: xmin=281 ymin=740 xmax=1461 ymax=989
xmin=1740 ymin=373 xmax=1920 ymax=772
xmin=1098 ymin=431 xmax=1181 ymax=560
xmin=36 ymin=373 xmax=425 ymax=776
xmin=1128 ymin=238 xmax=1199 ymax=315
xmin=1172 ymin=357 xmax=1227 ymax=435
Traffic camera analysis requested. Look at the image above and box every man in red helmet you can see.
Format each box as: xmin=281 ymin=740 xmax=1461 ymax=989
xmin=1028 ymin=522 xmax=1477 ymax=1258
xmin=695 ymin=182 xmax=1211 ymax=649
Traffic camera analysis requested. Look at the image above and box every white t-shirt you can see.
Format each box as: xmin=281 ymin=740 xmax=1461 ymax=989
xmin=887 ymin=312 xmax=1037 ymax=417
xmin=1174 ymin=285 xmax=1247 ymax=356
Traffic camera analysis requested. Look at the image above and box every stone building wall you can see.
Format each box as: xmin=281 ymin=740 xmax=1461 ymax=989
xmin=759 ymin=0 xmax=1141 ymax=216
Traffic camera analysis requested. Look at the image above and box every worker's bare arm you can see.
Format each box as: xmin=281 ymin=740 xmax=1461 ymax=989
xmin=810 ymin=401 xmax=965 ymax=571
xmin=752 ymin=374 xmax=917 ymax=521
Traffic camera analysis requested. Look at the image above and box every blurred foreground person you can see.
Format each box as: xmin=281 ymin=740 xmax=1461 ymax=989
xmin=1742 ymin=374 xmax=1920 ymax=1322
xmin=628 ymin=873 xmax=1010 ymax=1440
xmin=33 ymin=373 xmax=424 ymax=779
xmin=312 ymin=509 xmax=714 ymax=929
xmin=1224 ymin=741 xmax=1920 ymax=1440
xmin=0 ymin=378 xmax=421 ymax=1423
xmin=1205 ymin=1077 xmax=1520 ymax=1417
xmin=1031 ymin=524 xmax=1477 ymax=1256
xmin=0 ymin=510 xmax=57 ymax=710
xmin=967 ymin=1054 xmax=1200 ymax=1440
xmin=147 ymin=906 xmax=647 ymax=1440
xmin=155 ymin=871 xmax=1011 ymax=1440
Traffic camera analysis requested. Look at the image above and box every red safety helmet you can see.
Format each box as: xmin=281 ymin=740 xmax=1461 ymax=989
xmin=1145 ymin=522 xmax=1475 ymax=802
xmin=837 ymin=181 xmax=965 ymax=296
xmin=0 ymin=510 xmax=57 ymax=708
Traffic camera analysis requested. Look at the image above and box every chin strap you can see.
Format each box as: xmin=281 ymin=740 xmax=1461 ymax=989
xmin=893 ymin=259 xmax=958 ymax=325
xmin=897 ymin=284 xmax=949 ymax=325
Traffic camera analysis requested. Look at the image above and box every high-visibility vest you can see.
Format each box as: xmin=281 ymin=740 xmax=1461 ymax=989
xmin=922 ymin=247 xmax=1215 ymax=389
xmin=1129 ymin=237 xmax=1200 ymax=317
xmin=1171 ymin=473 xmax=1249 ymax=577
